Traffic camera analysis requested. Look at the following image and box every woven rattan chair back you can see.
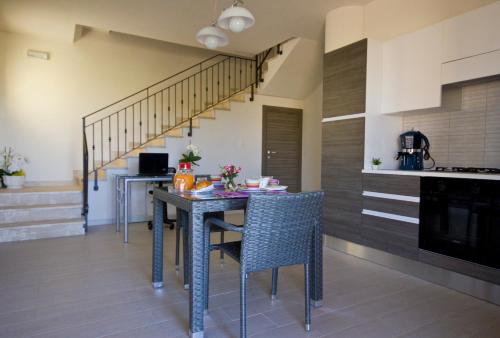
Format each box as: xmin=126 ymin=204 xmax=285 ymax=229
xmin=241 ymin=191 xmax=324 ymax=273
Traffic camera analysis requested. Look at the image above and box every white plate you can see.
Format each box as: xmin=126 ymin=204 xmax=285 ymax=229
xmin=188 ymin=184 xmax=215 ymax=194
xmin=244 ymin=186 xmax=261 ymax=190
xmin=263 ymin=185 xmax=288 ymax=191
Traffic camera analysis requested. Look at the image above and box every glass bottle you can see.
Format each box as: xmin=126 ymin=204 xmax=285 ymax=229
xmin=174 ymin=162 xmax=194 ymax=192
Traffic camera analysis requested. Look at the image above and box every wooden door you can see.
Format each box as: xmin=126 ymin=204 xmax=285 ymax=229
xmin=262 ymin=105 xmax=302 ymax=192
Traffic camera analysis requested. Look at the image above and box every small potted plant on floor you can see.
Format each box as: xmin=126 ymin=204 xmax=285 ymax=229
xmin=0 ymin=147 xmax=29 ymax=189
xmin=371 ymin=157 xmax=382 ymax=170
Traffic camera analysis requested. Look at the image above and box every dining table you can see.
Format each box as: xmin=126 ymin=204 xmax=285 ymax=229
xmin=151 ymin=188 xmax=323 ymax=338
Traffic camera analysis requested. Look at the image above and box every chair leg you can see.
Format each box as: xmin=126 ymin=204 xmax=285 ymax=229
xmin=240 ymin=272 xmax=248 ymax=338
xmin=304 ymin=263 xmax=311 ymax=332
xmin=175 ymin=223 xmax=181 ymax=272
xmin=219 ymin=231 xmax=225 ymax=263
xmin=271 ymin=268 xmax=279 ymax=300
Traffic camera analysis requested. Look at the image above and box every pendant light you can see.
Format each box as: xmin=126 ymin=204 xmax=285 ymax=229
xmin=217 ymin=0 xmax=255 ymax=33
xmin=196 ymin=0 xmax=229 ymax=50
xmin=196 ymin=25 xmax=228 ymax=49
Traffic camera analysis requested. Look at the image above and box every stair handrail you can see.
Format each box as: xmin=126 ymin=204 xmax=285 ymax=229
xmin=83 ymin=53 xmax=251 ymax=120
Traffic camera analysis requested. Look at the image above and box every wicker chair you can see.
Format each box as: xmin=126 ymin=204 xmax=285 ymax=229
xmin=205 ymin=191 xmax=324 ymax=338
xmin=174 ymin=175 xmax=225 ymax=272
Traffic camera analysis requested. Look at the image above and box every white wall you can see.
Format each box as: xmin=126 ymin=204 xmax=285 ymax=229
xmin=324 ymin=6 xmax=364 ymax=53
xmin=0 ymin=29 xmax=215 ymax=183
xmin=302 ymin=83 xmax=322 ymax=190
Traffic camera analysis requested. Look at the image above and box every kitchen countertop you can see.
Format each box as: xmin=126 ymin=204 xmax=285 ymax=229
xmin=362 ymin=169 xmax=500 ymax=180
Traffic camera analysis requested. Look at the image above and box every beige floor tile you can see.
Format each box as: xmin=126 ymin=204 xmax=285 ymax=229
xmin=0 ymin=223 xmax=499 ymax=338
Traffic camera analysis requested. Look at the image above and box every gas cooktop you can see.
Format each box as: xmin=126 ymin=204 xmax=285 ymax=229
xmin=434 ymin=167 xmax=500 ymax=174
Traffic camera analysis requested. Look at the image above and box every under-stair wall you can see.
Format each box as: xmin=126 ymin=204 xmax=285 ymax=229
xmin=258 ymin=38 xmax=323 ymax=100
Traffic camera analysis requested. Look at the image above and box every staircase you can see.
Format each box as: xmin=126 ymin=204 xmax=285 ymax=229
xmin=81 ymin=41 xmax=287 ymax=229
xmin=0 ymin=186 xmax=84 ymax=243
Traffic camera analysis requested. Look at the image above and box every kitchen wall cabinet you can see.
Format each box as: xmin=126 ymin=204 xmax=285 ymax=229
xmin=323 ymin=39 xmax=367 ymax=118
xmin=442 ymin=49 xmax=500 ymax=84
xmin=322 ymin=118 xmax=365 ymax=243
xmin=381 ymin=23 xmax=442 ymax=114
xmin=441 ymin=1 xmax=500 ymax=63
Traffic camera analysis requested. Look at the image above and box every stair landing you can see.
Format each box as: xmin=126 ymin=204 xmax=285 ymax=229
xmin=0 ymin=185 xmax=85 ymax=243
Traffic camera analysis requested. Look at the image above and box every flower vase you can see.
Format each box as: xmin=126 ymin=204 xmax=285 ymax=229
xmin=4 ymin=175 xmax=25 ymax=189
xmin=224 ymin=178 xmax=238 ymax=191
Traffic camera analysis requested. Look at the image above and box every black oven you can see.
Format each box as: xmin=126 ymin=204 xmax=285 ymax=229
xmin=419 ymin=177 xmax=500 ymax=269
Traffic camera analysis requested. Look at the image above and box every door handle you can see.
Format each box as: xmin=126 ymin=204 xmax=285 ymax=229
xmin=267 ymin=150 xmax=277 ymax=154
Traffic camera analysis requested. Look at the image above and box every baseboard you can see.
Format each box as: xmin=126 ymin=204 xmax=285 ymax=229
xmin=324 ymin=234 xmax=500 ymax=306
xmin=88 ymin=216 xmax=150 ymax=226
xmin=25 ymin=180 xmax=76 ymax=187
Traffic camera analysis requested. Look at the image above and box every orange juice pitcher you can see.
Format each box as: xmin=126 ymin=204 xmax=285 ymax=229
xmin=174 ymin=162 xmax=194 ymax=191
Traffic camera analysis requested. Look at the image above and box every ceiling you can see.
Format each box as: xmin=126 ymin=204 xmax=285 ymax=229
xmin=0 ymin=0 xmax=373 ymax=54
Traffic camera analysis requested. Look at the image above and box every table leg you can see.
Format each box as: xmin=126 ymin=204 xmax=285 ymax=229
xmin=311 ymin=219 xmax=323 ymax=307
xmin=152 ymin=198 xmax=164 ymax=289
xmin=124 ymin=179 xmax=129 ymax=243
xmin=182 ymin=210 xmax=190 ymax=290
xmin=115 ymin=176 xmax=121 ymax=233
xmin=189 ymin=209 xmax=206 ymax=338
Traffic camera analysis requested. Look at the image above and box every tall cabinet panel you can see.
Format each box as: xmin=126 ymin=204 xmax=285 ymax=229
xmin=323 ymin=39 xmax=367 ymax=118
xmin=322 ymin=118 xmax=365 ymax=242
xmin=321 ymin=38 xmax=367 ymax=243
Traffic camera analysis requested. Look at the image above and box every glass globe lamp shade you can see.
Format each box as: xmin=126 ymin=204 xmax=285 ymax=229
xmin=217 ymin=5 xmax=255 ymax=33
xmin=196 ymin=25 xmax=229 ymax=49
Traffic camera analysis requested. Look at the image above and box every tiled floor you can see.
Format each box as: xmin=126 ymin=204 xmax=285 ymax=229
xmin=0 ymin=219 xmax=499 ymax=338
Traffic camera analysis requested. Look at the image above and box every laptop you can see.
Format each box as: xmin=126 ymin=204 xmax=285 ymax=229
xmin=138 ymin=153 xmax=169 ymax=176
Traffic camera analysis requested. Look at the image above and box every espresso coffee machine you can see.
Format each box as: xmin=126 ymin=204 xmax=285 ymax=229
xmin=396 ymin=130 xmax=433 ymax=170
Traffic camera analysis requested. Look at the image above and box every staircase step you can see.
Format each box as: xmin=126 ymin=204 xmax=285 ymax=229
xmin=110 ymin=148 xmax=143 ymax=159
xmin=0 ymin=218 xmax=85 ymax=243
xmin=212 ymin=101 xmax=231 ymax=110
xmin=196 ymin=109 xmax=216 ymax=119
xmin=0 ymin=203 xmax=82 ymax=224
xmin=163 ymin=128 xmax=183 ymax=138
xmin=159 ymin=119 xmax=200 ymax=135
xmin=74 ymin=170 xmax=108 ymax=187
xmin=128 ymin=138 xmax=165 ymax=148
xmin=122 ymin=148 xmax=144 ymax=158
xmin=95 ymin=158 xmax=128 ymax=170
xmin=0 ymin=186 xmax=82 ymax=207
xmin=229 ymin=92 xmax=246 ymax=102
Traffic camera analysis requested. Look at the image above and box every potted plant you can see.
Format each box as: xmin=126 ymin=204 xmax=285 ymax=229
xmin=179 ymin=144 xmax=202 ymax=167
xmin=371 ymin=157 xmax=382 ymax=170
xmin=221 ymin=164 xmax=241 ymax=191
xmin=0 ymin=147 xmax=29 ymax=189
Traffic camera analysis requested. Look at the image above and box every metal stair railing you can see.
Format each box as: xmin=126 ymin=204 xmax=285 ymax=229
xmin=81 ymin=41 xmax=286 ymax=230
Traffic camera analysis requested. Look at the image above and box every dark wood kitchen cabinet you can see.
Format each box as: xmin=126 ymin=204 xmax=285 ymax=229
xmin=323 ymin=39 xmax=367 ymax=118
xmin=322 ymin=118 xmax=365 ymax=243
xmin=361 ymin=174 xmax=421 ymax=259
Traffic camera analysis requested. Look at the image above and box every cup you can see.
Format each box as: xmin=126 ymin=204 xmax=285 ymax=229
xmin=245 ymin=178 xmax=260 ymax=189
xmin=259 ymin=176 xmax=271 ymax=188
xmin=269 ymin=178 xmax=280 ymax=186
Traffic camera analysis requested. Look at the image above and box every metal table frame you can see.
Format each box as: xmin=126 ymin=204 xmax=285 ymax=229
xmin=152 ymin=188 xmax=323 ymax=338
xmin=115 ymin=174 xmax=173 ymax=243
